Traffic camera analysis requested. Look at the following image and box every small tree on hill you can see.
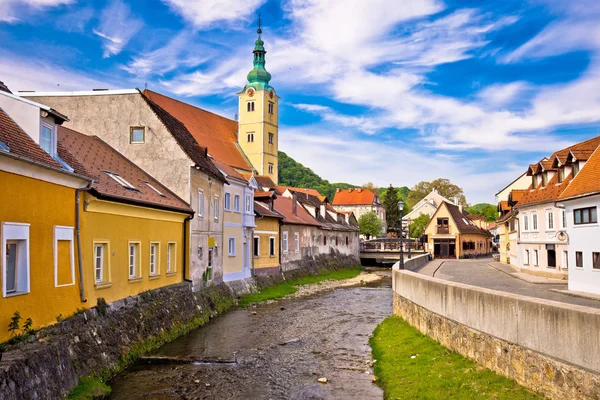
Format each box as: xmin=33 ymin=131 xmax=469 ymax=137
xmin=409 ymin=214 xmax=431 ymax=238
xmin=358 ymin=211 xmax=382 ymax=239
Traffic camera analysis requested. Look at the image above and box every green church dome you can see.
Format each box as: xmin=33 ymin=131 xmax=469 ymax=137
xmin=244 ymin=22 xmax=273 ymax=91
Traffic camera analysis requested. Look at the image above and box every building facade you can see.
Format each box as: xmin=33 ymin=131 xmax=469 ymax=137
xmin=403 ymin=188 xmax=451 ymax=221
xmin=332 ymin=188 xmax=386 ymax=234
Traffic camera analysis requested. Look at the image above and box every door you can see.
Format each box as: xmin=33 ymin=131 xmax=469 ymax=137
xmin=440 ymin=242 xmax=449 ymax=258
xmin=548 ymin=250 xmax=556 ymax=268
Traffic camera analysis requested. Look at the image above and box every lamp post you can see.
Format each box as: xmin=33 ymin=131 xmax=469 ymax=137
xmin=398 ymin=200 xmax=405 ymax=270
xmin=407 ymin=217 xmax=412 ymax=259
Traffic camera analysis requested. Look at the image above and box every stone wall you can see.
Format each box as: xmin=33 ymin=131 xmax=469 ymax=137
xmin=393 ymin=269 xmax=600 ymax=400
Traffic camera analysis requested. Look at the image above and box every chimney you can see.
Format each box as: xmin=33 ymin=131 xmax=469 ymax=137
xmin=357 ymin=188 xmax=362 ymax=193
xmin=348 ymin=188 xmax=352 ymax=192
xmin=292 ymin=193 xmax=298 ymax=215
xmin=459 ymin=204 xmax=463 ymax=213
xmin=345 ymin=213 xmax=350 ymax=224
xmin=320 ymin=203 xmax=326 ymax=218
xmin=336 ymin=188 xmax=341 ymax=193
xmin=453 ymin=197 xmax=458 ymax=206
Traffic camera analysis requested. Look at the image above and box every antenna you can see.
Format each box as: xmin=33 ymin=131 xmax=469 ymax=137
xmin=257 ymin=13 xmax=262 ymax=34
xmin=145 ymin=82 xmax=148 ymax=90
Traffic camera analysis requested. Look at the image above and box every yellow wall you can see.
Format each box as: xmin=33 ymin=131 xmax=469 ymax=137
xmin=0 ymin=170 xmax=82 ymax=341
xmin=254 ymin=217 xmax=279 ymax=270
xmin=82 ymin=195 xmax=186 ymax=305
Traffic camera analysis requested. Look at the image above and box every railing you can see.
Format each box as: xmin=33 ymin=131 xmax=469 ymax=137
xmin=361 ymin=239 xmax=423 ymax=252
xmin=437 ymin=226 xmax=450 ymax=234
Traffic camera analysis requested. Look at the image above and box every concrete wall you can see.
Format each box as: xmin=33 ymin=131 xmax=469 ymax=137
xmin=392 ymin=269 xmax=600 ymax=399
xmin=392 ymin=254 xmax=429 ymax=272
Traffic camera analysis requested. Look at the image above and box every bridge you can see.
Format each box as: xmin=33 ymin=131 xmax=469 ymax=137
xmin=360 ymin=238 xmax=426 ymax=265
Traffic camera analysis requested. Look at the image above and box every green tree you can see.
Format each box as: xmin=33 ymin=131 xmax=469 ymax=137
xmin=407 ymin=178 xmax=468 ymax=208
xmin=383 ymin=184 xmax=400 ymax=232
xmin=466 ymin=203 xmax=498 ymax=222
xmin=358 ymin=211 xmax=383 ymax=239
xmin=409 ymin=214 xmax=431 ymax=238
xmin=361 ymin=182 xmax=380 ymax=195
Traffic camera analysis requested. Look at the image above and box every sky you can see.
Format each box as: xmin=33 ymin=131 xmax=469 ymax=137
xmin=1 ymin=0 xmax=600 ymax=204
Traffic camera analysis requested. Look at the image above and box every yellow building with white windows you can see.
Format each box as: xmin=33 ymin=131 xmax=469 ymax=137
xmin=253 ymin=191 xmax=282 ymax=275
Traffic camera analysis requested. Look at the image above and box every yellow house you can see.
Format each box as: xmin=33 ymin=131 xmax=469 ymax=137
xmin=57 ymin=126 xmax=194 ymax=305
xmin=253 ymin=191 xmax=282 ymax=276
xmin=425 ymin=202 xmax=493 ymax=259
xmin=0 ymin=106 xmax=91 ymax=341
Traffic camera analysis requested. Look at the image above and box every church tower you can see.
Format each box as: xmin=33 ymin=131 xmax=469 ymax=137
xmin=238 ymin=17 xmax=279 ymax=184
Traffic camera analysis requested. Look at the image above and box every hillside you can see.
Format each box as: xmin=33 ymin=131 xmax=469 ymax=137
xmin=278 ymin=151 xmax=355 ymax=200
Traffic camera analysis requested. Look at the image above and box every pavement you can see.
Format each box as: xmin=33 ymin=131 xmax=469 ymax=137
xmin=416 ymin=258 xmax=600 ymax=309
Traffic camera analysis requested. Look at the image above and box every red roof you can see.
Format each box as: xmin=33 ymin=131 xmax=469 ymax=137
xmin=273 ymin=196 xmax=321 ymax=226
xmin=277 ymin=186 xmax=326 ymax=201
xmin=0 ymin=106 xmax=65 ymax=170
xmin=254 ymin=201 xmax=283 ymax=219
xmin=211 ymin=157 xmax=246 ymax=181
xmin=254 ymin=190 xmax=275 ymax=199
xmin=332 ymin=188 xmax=376 ymax=205
xmin=559 ymin=147 xmax=600 ymax=200
xmin=255 ymin=175 xmax=277 ymax=190
xmin=58 ymin=127 xmax=193 ymax=214
xmin=143 ymin=89 xmax=252 ymax=172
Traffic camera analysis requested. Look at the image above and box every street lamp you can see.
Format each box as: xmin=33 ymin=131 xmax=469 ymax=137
xmin=398 ymin=200 xmax=405 ymax=270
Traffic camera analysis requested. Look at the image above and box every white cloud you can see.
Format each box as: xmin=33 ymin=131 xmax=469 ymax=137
xmin=476 ymin=82 xmax=528 ymax=107
xmin=293 ymin=103 xmax=382 ymax=134
xmin=93 ymin=0 xmax=143 ymax=58
xmin=0 ymin=0 xmax=74 ymax=23
xmin=162 ymin=0 xmax=266 ymax=29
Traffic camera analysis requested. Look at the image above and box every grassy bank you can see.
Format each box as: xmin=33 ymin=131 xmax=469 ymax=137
xmin=238 ymin=267 xmax=363 ymax=306
xmin=370 ymin=316 xmax=545 ymax=400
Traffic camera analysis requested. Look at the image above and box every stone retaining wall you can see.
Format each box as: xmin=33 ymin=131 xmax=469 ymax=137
xmin=0 ymin=253 xmax=360 ymax=400
xmin=393 ymin=270 xmax=600 ymax=400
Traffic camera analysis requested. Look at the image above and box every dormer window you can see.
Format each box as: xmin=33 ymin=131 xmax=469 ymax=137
xmin=40 ymin=122 xmax=56 ymax=156
xmin=104 ymin=171 xmax=137 ymax=190
xmin=558 ymin=167 xmax=565 ymax=183
xmin=542 ymin=172 xmax=548 ymax=187
xmin=573 ymin=162 xmax=580 ymax=177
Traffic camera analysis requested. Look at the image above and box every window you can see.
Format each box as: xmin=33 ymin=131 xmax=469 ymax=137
xmin=228 ymin=237 xmax=236 ymax=256
xmin=510 ymin=219 xmax=516 ymax=232
xmin=282 ymin=231 xmax=288 ymax=253
xmin=593 ymin=253 xmax=600 ymax=270
xmin=563 ymin=250 xmax=568 ymax=269
xmin=214 ymin=196 xmax=219 ymax=221
xmin=562 ymin=210 xmax=566 ymax=229
xmin=234 ymin=195 xmax=240 ymax=212
xmin=547 ymin=211 xmax=554 ymax=230
xmin=224 ymin=193 xmax=231 ymax=211
xmin=268 ymin=132 xmax=274 ymax=144
xmin=245 ymin=195 xmax=252 ymax=213
xmin=524 ymin=249 xmax=530 ymax=265
xmin=130 ymin=127 xmax=145 ymax=143
xmin=573 ymin=162 xmax=580 ymax=177
xmin=144 ymin=182 xmax=165 ymax=197
xmin=269 ymin=236 xmax=276 ymax=257
xmin=247 ymin=132 xmax=254 ymax=142
xmin=167 ymin=243 xmax=176 ymax=273
xmin=542 ymin=173 xmax=548 ymax=187
xmin=268 ymin=101 xmax=274 ymax=114
xmin=94 ymin=244 xmax=104 ymax=283
xmin=253 ymin=236 xmax=260 ymax=258
xmin=336 ymin=236 xmax=339 ymax=246
xmin=206 ymin=248 xmax=213 ymax=281
xmin=558 ymin=168 xmax=565 ymax=183
xmin=523 ymin=215 xmax=529 ymax=231
xmin=294 ymin=232 xmax=299 ymax=252
xmin=150 ymin=243 xmax=159 ymax=276
xmin=532 ymin=214 xmax=538 ymax=231
xmin=574 ymin=207 xmax=597 ymax=225
xmin=533 ymin=250 xmax=539 ymax=266
xmin=2 ymin=222 xmax=30 ymax=296
xmin=104 ymin=171 xmax=137 ymax=190
xmin=40 ymin=123 xmax=55 ymax=155
xmin=247 ymin=101 xmax=255 ymax=112
xmin=128 ymin=242 xmax=139 ymax=279
xmin=324 ymin=235 xmax=327 ymax=246
xmin=576 ymin=251 xmax=583 ymax=268
xmin=54 ymin=226 xmax=75 ymax=287
xmin=198 ymin=190 xmax=204 ymax=217
xmin=268 ymin=163 xmax=274 ymax=174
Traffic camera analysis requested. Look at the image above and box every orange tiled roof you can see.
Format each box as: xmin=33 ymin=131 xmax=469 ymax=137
xmin=211 ymin=157 xmax=246 ymax=181
xmin=332 ymin=188 xmax=376 ymax=205
xmin=254 ymin=190 xmax=275 ymax=199
xmin=273 ymin=196 xmax=321 ymax=226
xmin=58 ymin=126 xmax=193 ymax=214
xmin=279 ymin=186 xmax=326 ymax=201
xmin=510 ymin=189 xmax=528 ymax=204
xmin=559 ymin=147 xmax=600 ymax=200
xmin=499 ymin=201 xmax=510 ymax=211
xmin=143 ymin=89 xmax=252 ymax=172
xmin=255 ymin=175 xmax=277 ymax=190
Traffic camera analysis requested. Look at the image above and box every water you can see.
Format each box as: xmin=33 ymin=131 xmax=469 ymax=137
xmin=108 ymin=270 xmax=392 ymax=400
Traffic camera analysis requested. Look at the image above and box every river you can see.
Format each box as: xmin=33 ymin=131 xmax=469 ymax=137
xmin=108 ymin=269 xmax=392 ymax=400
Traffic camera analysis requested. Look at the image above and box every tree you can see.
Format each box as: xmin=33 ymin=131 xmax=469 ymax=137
xmin=361 ymin=182 xmax=380 ymax=195
xmin=383 ymin=184 xmax=400 ymax=232
xmin=466 ymin=203 xmax=498 ymax=222
xmin=409 ymin=214 xmax=431 ymax=238
xmin=407 ymin=178 xmax=468 ymax=208
xmin=358 ymin=211 xmax=383 ymax=239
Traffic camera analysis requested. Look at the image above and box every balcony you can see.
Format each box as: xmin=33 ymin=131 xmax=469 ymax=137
xmin=437 ymin=226 xmax=450 ymax=234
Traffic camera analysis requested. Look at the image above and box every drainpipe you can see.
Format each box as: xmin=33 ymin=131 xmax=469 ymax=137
xmin=183 ymin=214 xmax=194 ymax=283
xmin=76 ymin=181 xmax=94 ymax=303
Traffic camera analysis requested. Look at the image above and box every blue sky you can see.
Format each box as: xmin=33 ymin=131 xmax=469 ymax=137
xmin=2 ymin=0 xmax=600 ymax=204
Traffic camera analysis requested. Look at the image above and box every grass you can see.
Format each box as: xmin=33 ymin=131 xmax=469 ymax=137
xmin=238 ymin=267 xmax=363 ymax=306
xmin=67 ymin=377 xmax=111 ymax=400
xmin=370 ymin=316 xmax=546 ymax=400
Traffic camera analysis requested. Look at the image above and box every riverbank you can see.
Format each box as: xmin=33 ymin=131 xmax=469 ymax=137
xmin=370 ymin=316 xmax=546 ymax=399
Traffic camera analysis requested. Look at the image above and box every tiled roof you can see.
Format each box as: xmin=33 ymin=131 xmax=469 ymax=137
xmin=211 ymin=157 xmax=246 ymax=182
xmin=497 ymin=209 xmax=515 ymax=224
xmin=255 ymin=175 xmax=277 ymax=190
xmin=332 ymin=188 xmax=376 ymax=205
xmin=445 ymin=203 xmax=492 ymax=236
xmin=273 ymin=196 xmax=321 ymax=226
xmin=540 ymin=160 xmax=556 ymax=171
xmin=140 ymin=91 xmax=226 ymax=183
xmin=58 ymin=126 xmax=193 ymax=214
xmin=0 ymin=106 xmax=63 ymax=169
xmin=278 ymin=186 xmax=326 ymax=201
xmin=509 ymin=189 xmax=528 ymax=204
xmin=559 ymin=147 xmax=600 ymax=200
xmin=469 ymin=214 xmax=487 ymax=221
xmin=499 ymin=201 xmax=510 ymax=212
xmin=517 ymin=172 xmax=571 ymax=207
xmin=254 ymin=190 xmax=275 ymax=199
xmin=143 ymin=89 xmax=253 ymax=172
xmin=254 ymin=201 xmax=283 ymax=219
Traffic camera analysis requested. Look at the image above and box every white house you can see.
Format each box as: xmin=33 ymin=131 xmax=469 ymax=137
xmin=403 ymin=188 xmax=451 ymax=221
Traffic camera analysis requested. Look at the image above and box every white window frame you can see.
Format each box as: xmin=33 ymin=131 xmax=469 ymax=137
xmin=533 ymin=249 xmax=539 ymax=266
xmin=128 ymin=241 xmax=140 ymax=279
xmin=214 ymin=195 xmax=219 ymax=221
xmin=94 ymin=244 xmax=104 ymax=284
xmin=54 ymin=226 xmax=75 ymax=287
xmin=104 ymin=171 xmax=137 ymax=190
xmin=234 ymin=194 xmax=241 ymax=212
xmin=524 ymin=249 xmax=530 ymax=265
xmin=167 ymin=242 xmax=176 ymax=274
xmin=269 ymin=236 xmax=276 ymax=257
xmin=224 ymin=192 xmax=231 ymax=211
xmin=245 ymin=195 xmax=252 ymax=213
xmin=40 ymin=122 xmax=56 ymax=156
xmin=130 ymin=126 xmax=145 ymax=144
xmin=561 ymin=210 xmax=566 ymax=229
xmin=282 ymin=231 xmax=288 ymax=254
xmin=198 ymin=189 xmax=204 ymax=218
xmin=294 ymin=232 xmax=299 ymax=252
xmin=149 ymin=242 xmax=159 ymax=276
xmin=253 ymin=236 xmax=260 ymax=258
xmin=228 ymin=237 xmax=236 ymax=257
xmin=532 ymin=213 xmax=538 ymax=231
xmin=523 ymin=215 xmax=529 ymax=231
xmin=144 ymin=181 xmax=165 ymax=197
xmin=547 ymin=210 xmax=554 ymax=231
xmin=563 ymin=250 xmax=568 ymax=270
xmin=1 ymin=222 xmax=30 ymax=297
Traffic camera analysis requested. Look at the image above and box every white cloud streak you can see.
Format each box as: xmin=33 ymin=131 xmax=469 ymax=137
xmin=93 ymin=0 xmax=143 ymax=58
xmin=162 ymin=0 xmax=266 ymax=29
xmin=0 ymin=0 xmax=74 ymax=23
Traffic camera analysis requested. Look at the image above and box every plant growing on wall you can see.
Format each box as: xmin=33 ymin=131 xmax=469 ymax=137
xmin=8 ymin=312 xmax=21 ymax=337
xmin=22 ymin=318 xmax=34 ymax=335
